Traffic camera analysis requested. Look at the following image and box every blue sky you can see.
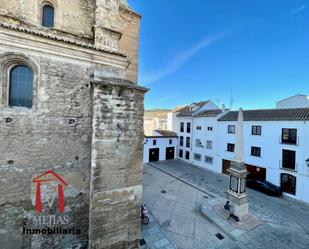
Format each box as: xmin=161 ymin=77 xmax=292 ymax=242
xmin=129 ymin=0 xmax=309 ymax=110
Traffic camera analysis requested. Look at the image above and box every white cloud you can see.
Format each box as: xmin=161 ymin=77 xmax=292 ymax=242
xmin=141 ymin=31 xmax=232 ymax=85
xmin=289 ymin=5 xmax=306 ymax=16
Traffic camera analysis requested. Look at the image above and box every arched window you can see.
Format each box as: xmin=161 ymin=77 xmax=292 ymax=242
xmin=42 ymin=4 xmax=54 ymax=27
xmin=9 ymin=65 xmax=33 ymax=108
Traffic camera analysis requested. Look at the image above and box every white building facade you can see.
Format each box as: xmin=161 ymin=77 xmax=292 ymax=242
xmin=217 ymin=110 xmax=309 ymax=203
xmin=173 ymin=101 xmax=226 ymax=172
xmin=168 ymin=99 xmax=309 ymax=203
xmin=276 ymin=94 xmax=309 ymax=109
xmin=143 ymin=130 xmax=178 ymax=163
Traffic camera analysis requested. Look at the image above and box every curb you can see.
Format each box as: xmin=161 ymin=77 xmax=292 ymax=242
xmin=199 ymin=205 xmax=237 ymax=241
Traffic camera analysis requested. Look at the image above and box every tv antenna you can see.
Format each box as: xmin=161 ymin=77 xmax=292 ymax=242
xmin=229 ymin=88 xmax=234 ymax=109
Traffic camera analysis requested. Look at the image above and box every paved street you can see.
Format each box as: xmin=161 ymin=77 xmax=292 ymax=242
xmin=141 ymin=211 xmax=178 ymax=249
xmin=142 ymin=160 xmax=309 ymax=249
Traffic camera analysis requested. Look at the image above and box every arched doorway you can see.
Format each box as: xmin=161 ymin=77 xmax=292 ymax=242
xmin=280 ymin=173 xmax=296 ymax=195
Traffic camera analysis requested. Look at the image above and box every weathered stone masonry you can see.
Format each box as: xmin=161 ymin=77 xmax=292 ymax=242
xmin=0 ymin=1 xmax=146 ymax=248
xmin=90 ymin=79 xmax=146 ymax=248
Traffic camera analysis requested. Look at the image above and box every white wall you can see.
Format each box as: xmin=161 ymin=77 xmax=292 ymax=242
xmin=195 ymin=101 xmax=219 ymax=115
xmin=154 ymin=117 xmax=168 ymax=130
xmin=187 ymin=117 xmax=222 ymax=173
xmin=143 ymin=137 xmax=177 ymax=163
xmin=175 ymin=117 xmax=193 ymax=161
xmin=167 ymin=112 xmax=178 ymax=132
xmin=276 ymin=95 xmax=309 ymax=109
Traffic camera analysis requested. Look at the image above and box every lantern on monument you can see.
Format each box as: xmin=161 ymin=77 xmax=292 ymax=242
xmin=228 ymin=162 xmax=248 ymax=195
xmin=225 ymin=108 xmax=249 ymax=220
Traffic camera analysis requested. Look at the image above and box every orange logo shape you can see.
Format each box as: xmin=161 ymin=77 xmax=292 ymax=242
xmin=32 ymin=170 xmax=68 ymax=213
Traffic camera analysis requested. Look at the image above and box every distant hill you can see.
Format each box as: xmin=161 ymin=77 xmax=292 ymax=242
xmin=144 ymin=109 xmax=172 ymax=119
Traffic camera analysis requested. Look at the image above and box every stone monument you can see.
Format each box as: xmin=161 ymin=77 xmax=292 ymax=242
xmin=226 ymin=108 xmax=249 ymax=220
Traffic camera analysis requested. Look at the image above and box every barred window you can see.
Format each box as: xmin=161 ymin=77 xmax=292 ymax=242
xmin=180 ymin=122 xmax=184 ymax=132
xmin=227 ymin=143 xmax=235 ymax=152
xmin=251 ymin=146 xmax=261 ymax=157
xmin=179 ymin=136 xmax=184 ymax=146
xmin=195 ymin=139 xmax=202 ymax=147
xmin=185 ymin=151 xmax=190 ymax=160
xmin=205 ymin=156 xmax=213 ymax=164
xmin=9 ymin=65 xmax=33 ymax=108
xmin=194 ymin=153 xmax=201 ymax=161
xmin=186 ymin=137 xmax=190 ymax=148
xmin=206 ymin=140 xmax=212 ymax=149
xmin=179 ymin=149 xmax=183 ymax=158
xmin=228 ymin=125 xmax=236 ymax=134
xmin=252 ymin=126 xmax=262 ymax=135
xmin=187 ymin=122 xmax=191 ymax=133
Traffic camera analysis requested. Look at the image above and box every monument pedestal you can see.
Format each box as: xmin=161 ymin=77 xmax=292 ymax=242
xmin=226 ymin=161 xmax=249 ymax=220
xmin=226 ymin=190 xmax=248 ymax=219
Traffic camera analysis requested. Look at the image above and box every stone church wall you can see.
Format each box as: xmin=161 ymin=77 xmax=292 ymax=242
xmin=0 ymin=0 xmax=145 ymax=248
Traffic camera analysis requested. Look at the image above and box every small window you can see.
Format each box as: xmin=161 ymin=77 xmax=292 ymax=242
xmin=205 ymin=156 xmax=213 ymax=164
xmin=195 ymin=139 xmax=202 ymax=147
xmin=206 ymin=140 xmax=212 ymax=149
xmin=207 ymin=126 xmax=213 ymax=131
xmin=228 ymin=125 xmax=236 ymax=134
xmin=252 ymin=126 xmax=262 ymax=135
xmin=169 ymin=139 xmax=172 ymax=145
xmin=42 ymin=4 xmax=55 ymax=27
xmin=153 ymin=140 xmax=156 ymax=146
xmin=194 ymin=153 xmax=201 ymax=161
xmin=180 ymin=122 xmax=184 ymax=132
xmin=9 ymin=65 xmax=33 ymax=108
xmin=186 ymin=137 xmax=190 ymax=148
xmin=187 ymin=122 xmax=191 ymax=133
xmin=179 ymin=149 xmax=183 ymax=158
xmin=251 ymin=146 xmax=261 ymax=157
xmin=227 ymin=143 xmax=235 ymax=152
xmin=196 ymin=126 xmax=202 ymax=130
xmin=185 ymin=151 xmax=190 ymax=160
xmin=179 ymin=136 xmax=184 ymax=146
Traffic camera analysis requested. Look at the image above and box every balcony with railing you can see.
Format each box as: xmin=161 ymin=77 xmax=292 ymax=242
xmin=279 ymin=160 xmax=298 ymax=172
xmin=280 ymin=135 xmax=299 ymax=145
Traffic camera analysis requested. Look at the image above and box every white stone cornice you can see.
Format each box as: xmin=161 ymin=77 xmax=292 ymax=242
xmin=0 ymin=27 xmax=129 ymax=69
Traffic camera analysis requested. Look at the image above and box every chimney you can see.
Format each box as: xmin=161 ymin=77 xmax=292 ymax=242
xmin=222 ymin=104 xmax=226 ymax=112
